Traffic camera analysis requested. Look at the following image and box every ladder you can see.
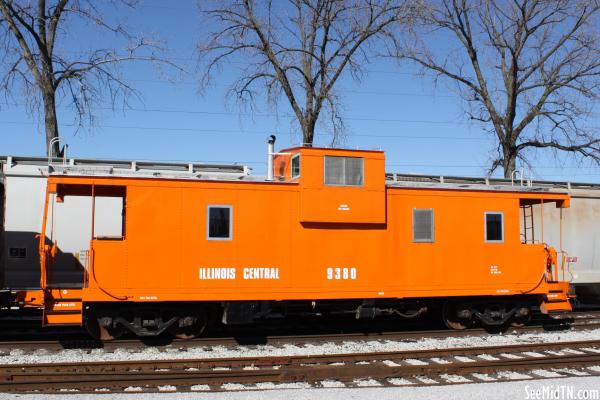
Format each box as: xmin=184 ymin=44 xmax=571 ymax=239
xmin=521 ymin=204 xmax=535 ymax=243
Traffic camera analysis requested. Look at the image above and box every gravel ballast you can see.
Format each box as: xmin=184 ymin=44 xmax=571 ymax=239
xmin=2 ymin=328 xmax=600 ymax=365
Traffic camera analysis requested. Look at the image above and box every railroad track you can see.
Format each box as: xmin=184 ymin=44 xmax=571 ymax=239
xmin=0 ymin=310 xmax=597 ymax=354
xmin=0 ymin=339 xmax=599 ymax=393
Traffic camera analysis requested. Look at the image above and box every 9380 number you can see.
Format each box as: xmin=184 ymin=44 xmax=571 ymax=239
xmin=326 ymin=267 xmax=357 ymax=280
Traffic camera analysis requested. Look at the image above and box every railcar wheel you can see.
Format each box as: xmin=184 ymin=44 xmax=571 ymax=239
xmin=509 ymin=307 xmax=531 ymax=328
xmin=442 ymin=301 xmax=471 ymax=330
xmin=86 ymin=315 xmax=124 ymax=341
xmin=509 ymin=320 xmax=527 ymax=328
xmin=168 ymin=312 xmax=207 ymax=340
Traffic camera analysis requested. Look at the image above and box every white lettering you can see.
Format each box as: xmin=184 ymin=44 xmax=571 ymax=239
xmin=199 ymin=267 xmax=280 ymax=280
xmin=525 ymin=385 xmax=597 ymax=400
xmin=242 ymin=267 xmax=280 ymax=280
xmin=198 ymin=268 xmax=236 ymax=280
xmin=327 ymin=267 xmax=357 ymax=280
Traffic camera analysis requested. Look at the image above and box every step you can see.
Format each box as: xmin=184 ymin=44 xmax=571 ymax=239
xmin=43 ymin=298 xmax=83 ymax=326
xmin=43 ymin=311 xmax=82 ymax=325
xmin=540 ymin=280 xmax=572 ymax=313
xmin=540 ymin=299 xmax=572 ymax=314
xmin=545 ymin=291 xmax=568 ymax=302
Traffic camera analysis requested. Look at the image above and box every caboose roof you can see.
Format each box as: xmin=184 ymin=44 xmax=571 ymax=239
xmin=281 ymin=146 xmax=384 ymax=155
xmin=0 ymin=152 xmax=588 ymax=196
xmin=0 ymin=155 xmax=250 ymax=180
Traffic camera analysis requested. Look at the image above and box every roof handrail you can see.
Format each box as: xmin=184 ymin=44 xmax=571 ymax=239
xmin=48 ymin=138 xmax=68 ymax=168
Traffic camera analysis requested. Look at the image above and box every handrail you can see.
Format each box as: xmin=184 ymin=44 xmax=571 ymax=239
xmin=559 ymin=250 xmax=573 ymax=282
xmin=525 ymin=168 xmax=534 ymax=187
xmin=89 ymin=243 xmax=128 ymax=301
xmin=38 ymin=186 xmax=51 ymax=290
xmin=510 ymin=169 xmax=534 ymax=187
xmin=543 ymin=244 xmax=558 ymax=282
xmin=47 ymin=137 xmax=68 ymax=167
xmin=511 ymin=170 xmax=521 ymax=186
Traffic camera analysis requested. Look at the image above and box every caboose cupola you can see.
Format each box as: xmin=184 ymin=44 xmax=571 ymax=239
xmin=273 ymin=146 xmax=386 ymax=224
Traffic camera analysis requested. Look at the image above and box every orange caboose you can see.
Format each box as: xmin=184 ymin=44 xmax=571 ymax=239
xmin=32 ymin=142 xmax=572 ymax=339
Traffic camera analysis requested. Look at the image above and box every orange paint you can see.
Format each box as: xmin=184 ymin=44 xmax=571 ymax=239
xmin=36 ymin=146 xmax=572 ymax=326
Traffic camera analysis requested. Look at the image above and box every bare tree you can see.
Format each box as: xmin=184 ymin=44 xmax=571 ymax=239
xmin=199 ymin=0 xmax=415 ymax=145
xmin=399 ymin=0 xmax=600 ymax=177
xmin=0 ymin=0 xmax=176 ymax=156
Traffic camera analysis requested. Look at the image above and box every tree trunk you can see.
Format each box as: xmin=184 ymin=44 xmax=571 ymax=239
xmin=302 ymin=115 xmax=317 ymax=147
xmin=502 ymin=151 xmax=517 ymax=179
xmin=42 ymin=89 xmax=61 ymax=157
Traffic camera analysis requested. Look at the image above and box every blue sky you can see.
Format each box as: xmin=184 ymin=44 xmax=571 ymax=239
xmin=1 ymin=0 xmax=600 ymax=182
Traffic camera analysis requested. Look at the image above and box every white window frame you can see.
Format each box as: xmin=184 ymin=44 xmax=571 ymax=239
xmin=484 ymin=211 xmax=504 ymax=243
xmin=413 ymin=208 xmax=435 ymax=243
xmin=206 ymin=205 xmax=233 ymax=241
xmin=323 ymin=156 xmax=364 ymax=187
xmin=291 ymin=153 xmax=301 ymax=179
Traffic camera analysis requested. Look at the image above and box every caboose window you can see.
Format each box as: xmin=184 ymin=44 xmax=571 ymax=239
xmin=324 ymin=156 xmax=363 ymax=186
xmin=207 ymin=205 xmax=232 ymax=240
xmin=94 ymin=195 xmax=125 ymax=240
xmin=413 ymin=209 xmax=434 ymax=242
xmin=291 ymin=154 xmax=301 ymax=178
xmin=485 ymin=212 xmax=504 ymax=243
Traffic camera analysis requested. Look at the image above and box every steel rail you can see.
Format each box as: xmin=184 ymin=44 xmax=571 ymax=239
xmin=0 ymin=339 xmax=599 ymax=393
